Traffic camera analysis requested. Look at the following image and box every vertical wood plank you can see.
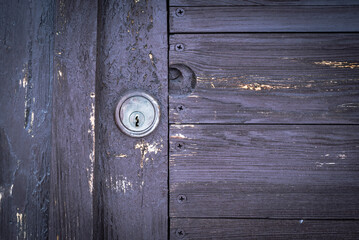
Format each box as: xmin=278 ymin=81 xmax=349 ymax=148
xmin=49 ymin=0 xmax=97 ymax=239
xmin=0 ymin=0 xmax=54 ymax=239
xmin=95 ymin=0 xmax=168 ymax=239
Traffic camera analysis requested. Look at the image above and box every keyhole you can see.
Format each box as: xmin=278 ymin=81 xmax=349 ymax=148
xmin=135 ymin=115 xmax=140 ymax=127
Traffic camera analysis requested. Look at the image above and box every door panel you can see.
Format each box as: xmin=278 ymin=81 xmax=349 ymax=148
xmin=95 ymin=1 xmax=168 ymax=239
xmin=170 ymin=0 xmax=359 ymax=6
xmin=170 ymin=34 xmax=359 ymax=124
xmin=170 ymin=219 xmax=359 ymax=239
xmin=170 ymin=125 xmax=359 ymax=218
xmin=170 ymin=6 xmax=359 ymax=33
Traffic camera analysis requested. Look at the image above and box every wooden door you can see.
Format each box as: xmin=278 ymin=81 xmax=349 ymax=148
xmin=1 ymin=0 xmax=167 ymax=239
xmin=1 ymin=0 xmax=359 ymax=240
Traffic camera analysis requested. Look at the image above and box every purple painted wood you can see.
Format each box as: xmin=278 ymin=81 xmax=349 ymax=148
xmin=170 ymin=0 xmax=359 ymax=6
xmin=49 ymin=0 xmax=97 ymax=239
xmin=0 ymin=0 xmax=54 ymax=239
xmin=171 ymin=219 xmax=359 ymax=239
xmin=169 ymin=34 xmax=359 ymax=124
xmin=170 ymin=6 xmax=359 ymax=32
xmin=95 ymin=0 xmax=168 ymax=239
xmin=170 ymin=125 xmax=359 ymax=219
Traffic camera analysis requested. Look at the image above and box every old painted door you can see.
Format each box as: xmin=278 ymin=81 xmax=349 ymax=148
xmin=1 ymin=0 xmax=359 ymax=240
xmin=1 ymin=0 xmax=167 ymax=239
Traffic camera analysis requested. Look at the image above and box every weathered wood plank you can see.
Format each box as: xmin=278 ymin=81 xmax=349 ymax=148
xmin=169 ymin=34 xmax=359 ymax=124
xmin=170 ymin=218 xmax=359 ymax=239
xmin=170 ymin=6 xmax=359 ymax=32
xmin=49 ymin=0 xmax=97 ymax=239
xmin=95 ymin=0 xmax=168 ymax=239
xmin=171 ymin=0 xmax=359 ymax=6
xmin=170 ymin=125 xmax=359 ymax=218
xmin=0 ymin=0 xmax=54 ymax=239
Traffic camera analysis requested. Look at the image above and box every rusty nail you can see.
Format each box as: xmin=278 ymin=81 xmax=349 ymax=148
xmin=175 ymin=228 xmax=185 ymax=238
xmin=175 ymin=43 xmax=184 ymax=52
xmin=177 ymin=194 xmax=187 ymax=203
xmin=175 ymin=8 xmax=185 ymax=17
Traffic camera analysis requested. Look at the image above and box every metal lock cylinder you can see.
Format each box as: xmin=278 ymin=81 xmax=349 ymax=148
xmin=115 ymin=91 xmax=160 ymax=137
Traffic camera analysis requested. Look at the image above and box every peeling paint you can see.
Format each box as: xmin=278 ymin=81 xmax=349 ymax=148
xmin=316 ymin=162 xmax=336 ymax=167
xmin=135 ymin=139 xmax=163 ymax=169
xmin=88 ymin=100 xmax=95 ymax=194
xmin=314 ymin=61 xmax=359 ymax=69
xmin=108 ymin=176 xmax=133 ymax=194
xmin=337 ymin=154 xmax=347 ymax=159
xmin=171 ymin=133 xmax=187 ymax=139
xmin=115 ymin=154 xmax=127 ymax=158
xmin=239 ymin=83 xmax=291 ymax=91
xmin=10 ymin=184 xmax=14 ymax=195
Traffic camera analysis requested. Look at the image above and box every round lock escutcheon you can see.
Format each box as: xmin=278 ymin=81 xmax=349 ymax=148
xmin=115 ymin=91 xmax=160 ymax=137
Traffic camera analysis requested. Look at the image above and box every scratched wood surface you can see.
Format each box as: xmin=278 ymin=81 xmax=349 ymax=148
xmin=95 ymin=0 xmax=168 ymax=239
xmin=170 ymin=219 xmax=359 ymax=239
xmin=169 ymin=34 xmax=359 ymax=124
xmin=170 ymin=125 xmax=359 ymax=219
xmin=0 ymin=0 xmax=54 ymax=239
xmin=170 ymin=6 xmax=359 ymax=33
xmin=49 ymin=0 xmax=97 ymax=239
xmin=171 ymin=0 xmax=359 ymax=6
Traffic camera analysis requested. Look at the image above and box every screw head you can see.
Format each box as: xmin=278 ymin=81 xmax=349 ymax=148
xmin=175 ymin=8 xmax=185 ymax=17
xmin=175 ymin=142 xmax=184 ymax=151
xmin=176 ymin=105 xmax=184 ymax=112
xmin=175 ymin=43 xmax=184 ymax=52
xmin=175 ymin=228 xmax=185 ymax=238
xmin=177 ymin=194 xmax=187 ymax=203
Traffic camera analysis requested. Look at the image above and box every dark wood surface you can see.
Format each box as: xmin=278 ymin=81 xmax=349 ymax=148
xmin=169 ymin=34 xmax=359 ymax=124
xmin=170 ymin=6 xmax=359 ymax=33
xmin=170 ymin=219 xmax=359 ymax=239
xmin=95 ymin=0 xmax=168 ymax=239
xmin=0 ymin=1 xmax=54 ymax=239
xmin=49 ymin=0 xmax=97 ymax=239
xmin=170 ymin=125 xmax=359 ymax=218
xmin=171 ymin=0 xmax=359 ymax=6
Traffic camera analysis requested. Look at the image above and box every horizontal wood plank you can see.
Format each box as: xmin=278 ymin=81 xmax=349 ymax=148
xmin=169 ymin=34 xmax=359 ymax=124
xmin=170 ymin=125 xmax=359 ymax=218
xmin=170 ymin=219 xmax=359 ymax=239
xmin=170 ymin=0 xmax=359 ymax=6
xmin=170 ymin=6 xmax=359 ymax=32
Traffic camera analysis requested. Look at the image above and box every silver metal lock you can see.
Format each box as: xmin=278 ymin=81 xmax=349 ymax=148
xmin=115 ymin=91 xmax=160 ymax=137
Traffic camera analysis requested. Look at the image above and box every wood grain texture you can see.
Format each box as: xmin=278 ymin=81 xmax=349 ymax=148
xmin=171 ymin=0 xmax=359 ymax=6
xmin=170 ymin=125 xmax=359 ymax=218
xmin=170 ymin=219 xmax=359 ymax=239
xmin=49 ymin=0 xmax=97 ymax=239
xmin=0 ymin=0 xmax=54 ymax=239
xmin=169 ymin=34 xmax=359 ymax=124
xmin=95 ymin=0 xmax=168 ymax=239
xmin=170 ymin=6 xmax=359 ymax=32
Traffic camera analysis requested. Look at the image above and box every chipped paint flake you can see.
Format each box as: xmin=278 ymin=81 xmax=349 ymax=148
xmin=314 ymin=61 xmax=359 ymax=69
xmin=115 ymin=154 xmax=128 ymax=158
xmin=337 ymin=154 xmax=347 ymax=159
xmin=88 ymin=101 xmax=95 ymax=194
xmin=108 ymin=176 xmax=133 ymax=194
xmin=316 ymin=162 xmax=336 ymax=167
xmin=135 ymin=139 xmax=163 ymax=169
xmin=171 ymin=133 xmax=188 ymax=139
xmin=239 ymin=83 xmax=291 ymax=91
xmin=10 ymin=184 xmax=14 ymax=195
xmin=58 ymin=70 xmax=63 ymax=77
